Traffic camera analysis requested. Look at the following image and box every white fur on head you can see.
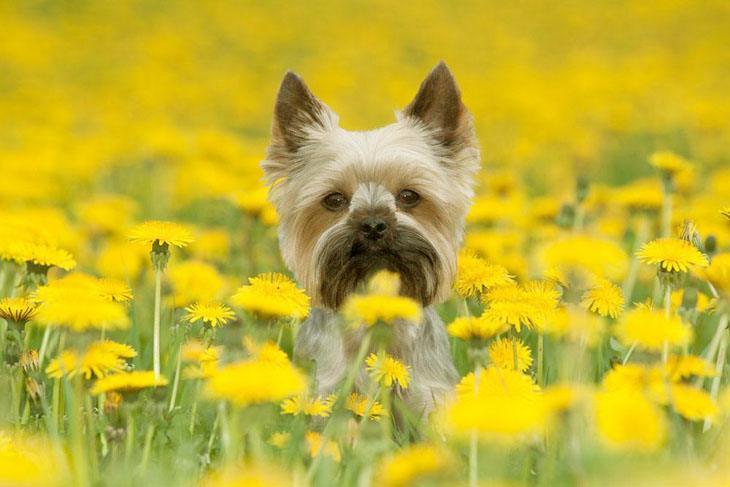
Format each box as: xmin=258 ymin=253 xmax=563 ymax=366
xmin=262 ymin=62 xmax=480 ymax=307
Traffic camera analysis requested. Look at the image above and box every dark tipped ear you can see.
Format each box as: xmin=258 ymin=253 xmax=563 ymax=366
xmin=272 ymin=71 xmax=333 ymax=153
xmin=402 ymin=62 xmax=476 ymax=150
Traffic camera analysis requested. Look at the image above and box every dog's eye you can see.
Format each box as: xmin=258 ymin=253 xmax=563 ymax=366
xmin=397 ymin=189 xmax=420 ymax=208
xmin=322 ymin=192 xmax=348 ymax=211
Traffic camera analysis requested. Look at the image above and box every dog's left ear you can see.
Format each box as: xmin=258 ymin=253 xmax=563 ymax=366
xmin=402 ymin=61 xmax=476 ymax=152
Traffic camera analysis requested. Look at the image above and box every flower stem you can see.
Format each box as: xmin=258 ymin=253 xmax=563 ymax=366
xmin=469 ymin=364 xmax=481 ymax=487
xmin=141 ymin=423 xmax=155 ymax=472
xmin=622 ymin=215 xmax=650 ymax=303
xmin=38 ymin=325 xmax=53 ymax=369
xmin=704 ymin=324 xmax=728 ymax=432
xmin=168 ymin=344 xmax=182 ymax=414
xmin=537 ymin=334 xmax=545 ymax=386
xmin=153 ymin=268 xmax=162 ymax=380
xmin=622 ymin=341 xmax=637 ymax=365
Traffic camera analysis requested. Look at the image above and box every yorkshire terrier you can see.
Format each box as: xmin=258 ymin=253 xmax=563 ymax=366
xmin=262 ymin=62 xmax=479 ymax=414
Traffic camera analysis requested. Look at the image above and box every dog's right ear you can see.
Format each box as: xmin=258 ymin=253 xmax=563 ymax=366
xmin=264 ymin=72 xmax=337 ymax=184
xmin=272 ymin=72 xmax=335 ymax=153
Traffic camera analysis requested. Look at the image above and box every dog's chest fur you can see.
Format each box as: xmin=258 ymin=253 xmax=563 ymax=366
xmin=295 ymin=306 xmax=458 ymax=413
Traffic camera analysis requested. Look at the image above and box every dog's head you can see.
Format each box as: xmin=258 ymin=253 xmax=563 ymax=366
xmin=262 ymin=62 xmax=479 ymax=309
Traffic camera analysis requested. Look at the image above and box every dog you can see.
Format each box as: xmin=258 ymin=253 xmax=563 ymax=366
xmin=261 ymin=62 xmax=479 ymax=414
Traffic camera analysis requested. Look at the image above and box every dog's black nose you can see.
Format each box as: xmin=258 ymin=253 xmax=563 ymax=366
xmin=360 ymin=217 xmax=388 ymax=240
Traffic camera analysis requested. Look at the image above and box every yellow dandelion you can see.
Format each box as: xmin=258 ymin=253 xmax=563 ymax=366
xmin=90 ymin=371 xmax=168 ymax=395
xmin=168 ymin=260 xmax=226 ymax=307
xmin=453 ymin=252 xmax=513 ymax=298
xmin=483 ymin=281 xmax=559 ymax=332
xmin=446 ymin=314 xmax=506 ymax=341
xmin=540 ymin=235 xmax=627 ymax=283
xmin=181 ymin=341 xmax=221 ymax=379
xmin=46 ymin=340 xmax=135 ymax=380
xmin=721 ymin=207 xmax=730 ymax=220
xmin=375 ymin=443 xmax=452 ymax=487
xmin=232 ymin=272 xmax=310 ymax=319
xmin=268 ymin=431 xmax=291 ymax=449
xmin=581 ymin=279 xmax=624 ymax=318
xmin=128 ymin=220 xmax=195 ymax=248
xmin=670 ymin=384 xmax=718 ymax=422
xmin=488 ymin=337 xmax=533 ymax=372
xmin=594 ymin=388 xmax=666 ymax=452
xmin=15 ymin=242 xmax=76 ymax=272
xmin=664 ymin=354 xmax=715 ymax=381
xmin=0 ymin=297 xmax=37 ymax=325
xmin=343 ymin=294 xmax=421 ymax=327
xmin=542 ymin=305 xmax=606 ymax=347
xmin=702 ymin=252 xmax=730 ymax=295
xmin=305 ymin=431 xmax=341 ymax=463
xmin=76 ymin=194 xmax=137 ymax=236
xmin=649 ymin=150 xmax=691 ymax=175
xmin=280 ymin=395 xmax=334 ymax=417
xmin=201 ymin=462 xmax=291 ymax=487
xmin=34 ymin=295 xmax=129 ymax=332
xmin=45 ymin=350 xmax=79 ymax=379
xmin=0 ymin=432 xmax=69 ymax=486
xmin=243 ymin=337 xmax=290 ymax=366
xmin=345 ymin=392 xmax=387 ymax=422
xmin=447 ymin=367 xmax=545 ymax=442
xmin=205 ymin=344 xmax=305 ymax=407
xmin=637 ymin=238 xmax=708 ymax=273
xmin=96 ymin=278 xmax=134 ymax=303
xmin=614 ymin=307 xmax=692 ymax=352
xmin=185 ymin=302 xmax=235 ymax=327
xmin=365 ymin=352 xmax=411 ymax=389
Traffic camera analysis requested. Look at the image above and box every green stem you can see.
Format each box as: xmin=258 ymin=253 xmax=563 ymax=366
xmin=168 ymin=344 xmax=182 ymax=414
xmin=704 ymin=327 xmax=728 ymax=432
xmin=622 ymin=342 xmax=637 ymax=365
xmin=661 ymin=186 xmax=673 ymax=238
xmin=141 ymin=423 xmax=155 ymax=472
xmin=537 ymin=334 xmax=545 ymax=386
xmin=469 ymin=364 xmax=481 ymax=487
xmin=38 ymin=326 xmax=53 ymax=369
xmin=153 ymin=268 xmax=162 ymax=380
xmin=662 ymin=285 xmax=671 ymax=365
xmin=622 ymin=216 xmax=650 ymax=304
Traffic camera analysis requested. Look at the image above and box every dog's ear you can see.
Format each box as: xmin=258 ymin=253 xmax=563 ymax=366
xmin=271 ymin=71 xmax=335 ymax=154
xmin=402 ymin=61 xmax=476 ymax=151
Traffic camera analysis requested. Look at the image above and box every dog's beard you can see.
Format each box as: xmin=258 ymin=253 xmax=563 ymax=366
xmin=314 ymin=222 xmax=442 ymax=310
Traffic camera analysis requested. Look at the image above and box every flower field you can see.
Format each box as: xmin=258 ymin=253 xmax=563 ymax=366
xmin=2 ymin=1 xmax=730 ymax=486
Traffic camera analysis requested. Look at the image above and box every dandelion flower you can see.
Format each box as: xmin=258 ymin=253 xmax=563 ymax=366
xmin=16 ymin=242 xmax=76 ymax=271
xmin=542 ymin=306 xmax=606 ymax=347
xmin=594 ymin=388 xmax=666 ymax=452
xmin=483 ymin=281 xmax=558 ymax=332
xmin=722 ymin=207 xmax=730 ymax=220
xmin=670 ymin=384 xmax=718 ymax=422
xmin=702 ymin=252 xmax=730 ymax=295
xmin=0 ymin=432 xmax=69 ymax=486
xmin=181 ymin=341 xmax=221 ymax=379
xmin=343 ymin=294 xmax=421 ymax=327
xmin=614 ymin=307 xmax=692 ymax=352
xmin=185 ymin=302 xmax=235 ymax=327
xmin=365 ymin=352 xmax=411 ymax=389
xmin=232 ymin=272 xmax=310 ymax=319
xmin=540 ymin=235 xmax=627 ymax=283
xmin=447 ymin=367 xmax=545 ymax=442
xmin=305 ymin=431 xmax=341 ymax=463
xmin=649 ymin=150 xmax=691 ymax=175
xmin=280 ymin=395 xmax=334 ymax=417
xmin=665 ymin=354 xmax=715 ymax=381
xmin=268 ymin=431 xmax=291 ymax=448
xmin=446 ymin=314 xmax=506 ymax=341
xmin=205 ymin=343 xmax=305 ymax=407
xmin=581 ymin=279 xmax=624 ymax=318
xmin=637 ymin=238 xmax=708 ymax=273
xmin=201 ymin=463 xmax=291 ymax=487
xmin=128 ymin=220 xmax=195 ymax=248
xmin=375 ymin=443 xmax=452 ymax=487
xmin=90 ymin=371 xmax=168 ymax=395
xmin=345 ymin=392 xmax=387 ymax=421
xmin=96 ymin=278 xmax=134 ymax=303
xmin=488 ymin=337 xmax=532 ymax=372
xmin=35 ymin=296 xmax=129 ymax=332
xmin=46 ymin=340 xmax=136 ymax=380
xmin=0 ymin=297 xmax=37 ymax=325
xmin=453 ymin=252 xmax=513 ymax=298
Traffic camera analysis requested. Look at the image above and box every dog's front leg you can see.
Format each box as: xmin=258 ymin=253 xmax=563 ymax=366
xmin=294 ymin=308 xmax=347 ymax=395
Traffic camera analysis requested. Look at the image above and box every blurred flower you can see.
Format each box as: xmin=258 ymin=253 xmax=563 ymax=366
xmin=305 ymin=431 xmax=341 ymax=463
xmin=201 ymin=462 xmax=291 ymax=487
xmin=76 ymin=194 xmax=136 ymax=236
xmin=181 ymin=342 xmax=221 ymax=379
xmin=594 ymin=388 xmax=666 ymax=452
xmin=446 ymin=314 xmax=506 ymax=341
xmin=205 ymin=341 xmax=305 ymax=407
xmin=664 ymin=354 xmax=715 ymax=381
xmin=185 ymin=302 xmax=235 ymax=327
xmin=670 ymin=384 xmax=718 ymax=422
xmin=268 ymin=432 xmax=291 ymax=449
xmin=447 ymin=367 xmax=545 ymax=442
xmin=581 ymin=278 xmax=624 ymax=318
xmin=280 ymin=394 xmax=334 ymax=417
xmin=375 ymin=443 xmax=452 ymax=487
xmin=366 ymin=352 xmax=411 ymax=389
xmin=343 ymin=294 xmax=421 ymax=327
xmin=190 ymin=229 xmax=230 ymax=262
xmin=614 ymin=308 xmax=692 ymax=352
xmin=168 ymin=260 xmax=226 ymax=307
xmin=453 ymin=252 xmax=513 ymax=298
xmin=540 ymin=235 xmax=627 ymax=283
xmin=90 ymin=371 xmax=168 ymax=395
xmin=649 ymin=150 xmax=691 ymax=176
xmin=702 ymin=252 xmax=730 ymax=294
xmin=96 ymin=239 xmax=148 ymax=280
xmin=128 ymin=220 xmax=195 ymax=248
xmin=637 ymin=238 xmax=708 ymax=273
xmin=488 ymin=337 xmax=532 ymax=372
xmin=346 ymin=392 xmax=387 ymax=421
xmin=232 ymin=272 xmax=310 ymax=319
xmin=0 ymin=297 xmax=37 ymax=325
xmin=0 ymin=431 xmax=69 ymax=486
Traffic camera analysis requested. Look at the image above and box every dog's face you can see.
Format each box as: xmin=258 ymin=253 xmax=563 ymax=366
xmin=262 ymin=62 xmax=479 ymax=309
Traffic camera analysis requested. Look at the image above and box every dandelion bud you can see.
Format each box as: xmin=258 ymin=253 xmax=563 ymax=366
xmin=104 ymin=391 xmax=123 ymax=413
xmin=25 ymin=378 xmax=42 ymax=402
xmin=680 ymin=220 xmax=703 ymax=251
xmin=150 ymin=240 xmax=171 ymax=271
xmin=19 ymin=350 xmax=40 ymax=373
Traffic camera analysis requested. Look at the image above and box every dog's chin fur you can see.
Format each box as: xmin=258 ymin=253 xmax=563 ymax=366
xmin=316 ymin=222 xmax=442 ymax=309
xmin=261 ymin=62 xmax=479 ymax=414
